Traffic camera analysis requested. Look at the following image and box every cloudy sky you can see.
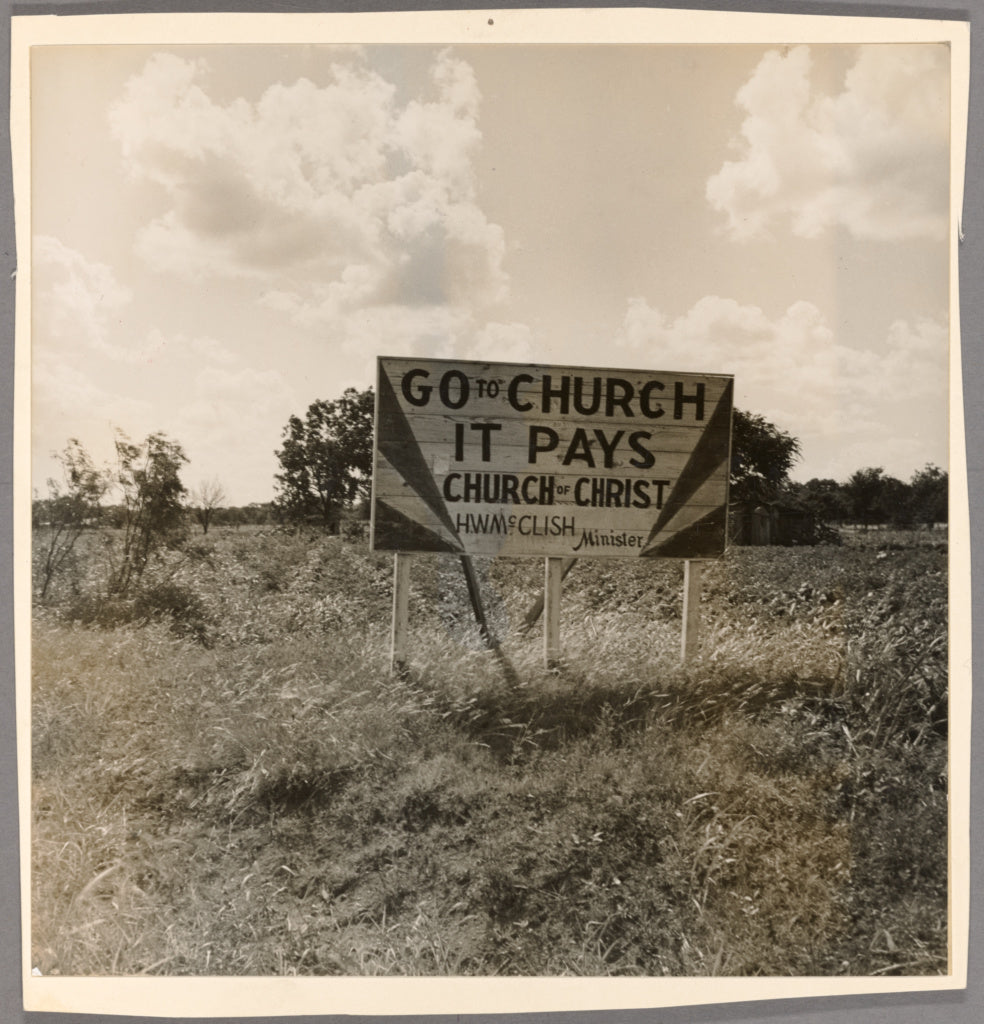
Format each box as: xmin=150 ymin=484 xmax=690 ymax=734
xmin=30 ymin=41 xmax=951 ymax=505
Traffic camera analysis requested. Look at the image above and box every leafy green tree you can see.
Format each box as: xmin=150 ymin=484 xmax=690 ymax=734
xmin=274 ymin=388 xmax=374 ymax=531
xmin=788 ymin=477 xmax=850 ymax=524
xmin=730 ymin=410 xmax=801 ymax=505
xmin=909 ymin=463 xmax=948 ymax=527
xmin=33 ymin=439 xmax=107 ymax=600
xmin=843 ymin=467 xmax=909 ymax=528
xmin=108 ymin=430 xmax=189 ymax=594
xmin=881 ymin=474 xmax=913 ymax=528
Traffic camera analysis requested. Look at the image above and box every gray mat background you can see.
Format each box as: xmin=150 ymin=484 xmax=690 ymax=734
xmin=1 ymin=1 xmax=979 ymax=1021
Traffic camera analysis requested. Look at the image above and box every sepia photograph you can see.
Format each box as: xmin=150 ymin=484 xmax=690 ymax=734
xmin=13 ymin=8 xmax=970 ymax=1017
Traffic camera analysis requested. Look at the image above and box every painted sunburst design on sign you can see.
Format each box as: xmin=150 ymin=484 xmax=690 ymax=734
xmin=371 ymin=357 xmax=733 ymax=560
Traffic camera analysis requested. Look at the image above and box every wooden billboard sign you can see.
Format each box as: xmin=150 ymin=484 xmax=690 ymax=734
xmin=370 ymin=357 xmax=733 ymax=668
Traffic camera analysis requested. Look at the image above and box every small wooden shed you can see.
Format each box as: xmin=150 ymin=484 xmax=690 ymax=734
xmin=729 ymin=502 xmax=820 ymax=546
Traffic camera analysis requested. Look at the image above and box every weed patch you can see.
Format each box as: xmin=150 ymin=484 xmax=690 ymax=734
xmin=31 ymin=529 xmax=948 ymax=976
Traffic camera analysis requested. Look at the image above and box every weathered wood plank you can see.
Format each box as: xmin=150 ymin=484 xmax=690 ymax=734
xmin=544 ymin=557 xmax=564 ymax=667
xmin=681 ymin=559 xmax=703 ymax=664
xmin=390 ymin=553 xmax=412 ymax=674
xmin=374 ymin=356 xmax=732 ymax=560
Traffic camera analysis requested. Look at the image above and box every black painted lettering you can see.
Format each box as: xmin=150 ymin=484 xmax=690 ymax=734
xmin=401 ymin=368 xmax=432 ymax=407
xmin=639 ymin=380 xmax=665 ymax=418
xmin=673 ymin=381 xmax=705 ymax=421
xmin=631 ymin=479 xmax=651 ymax=508
xmin=593 ymin=429 xmax=624 ymax=468
xmin=573 ymin=376 xmax=602 ymax=415
xmin=471 ymin=422 xmax=501 ymax=461
xmin=562 ymin=428 xmax=595 ymax=467
xmin=528 ymin=426 xmax=559 ymax=463
xmin=605 ymin=478 xmax=626 ymax=507
xmin=627 ymin=431 xmax=655 ymax=469
xmin=605 ymin=378 xmax=635 ymax=417
xmin=541 ymin=374 xmax=570 ymax=414
xmin=521 ymin=475 xmax=540 ymax=503
xmin=507 ymin=373 xmax=534 ymax=412
xmin=439 ymin=370 xmax=469 ymax=409
xmin=483 ymin=474 xmax=501 ymax=502
xmin=463 ymin=474 xmax=481 ymax=502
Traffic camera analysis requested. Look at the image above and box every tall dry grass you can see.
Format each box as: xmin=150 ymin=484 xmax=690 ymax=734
xmin=31 ymin=528 xmax=948 ymax=976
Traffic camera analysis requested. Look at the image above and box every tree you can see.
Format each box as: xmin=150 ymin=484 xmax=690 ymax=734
xmin=33 ymin=439 xmax=107 ymax=600
xmin=242 ymin=502 xmax=274 ymax=526
xmin=273 ymin=388 xmax=375 ymax=531
xmin=730 ymin=410 xmax=801 ymax=506
xmin=909 ymin=463 xmax=948 ymax=527
xmin=108 ymin=430 xmax=189 ymax=594
xmin=788 ymin=478 xmax=850 ymax=525
xmin=842 ymin=467 xmax=908 ymax=529
xmin=190 ymin=477 xmax=226 ymax=535
xmin=881 ymin=474 xmax=912 ymax=528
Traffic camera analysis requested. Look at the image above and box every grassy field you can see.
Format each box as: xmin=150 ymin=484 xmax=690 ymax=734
xmin=30 ymin=526 xmax=949 ymax=976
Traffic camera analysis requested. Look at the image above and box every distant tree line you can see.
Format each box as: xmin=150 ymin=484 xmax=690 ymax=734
xmin=784 ymin=464 xmax=947 ymax=530
xmin=714 ymin=411 xmax=946 ymax=530
xmin=33 ymin=393 xmax=947 ymax=598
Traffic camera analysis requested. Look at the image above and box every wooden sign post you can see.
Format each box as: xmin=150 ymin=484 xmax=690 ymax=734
xmin=544 ymin=556 xmax=564 ymax=668
xmin=371 ymin=356 xmax=732 ymax=671
xmin=390 ymin=552 xmax=412 ymax=674
xmin=524 ymin=555 xmax=704 ymax=666
xmin=681 ymin=559 xmax=703 ymax=663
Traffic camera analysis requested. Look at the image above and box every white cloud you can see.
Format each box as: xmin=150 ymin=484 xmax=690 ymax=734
xmin=33 ymin=235 xmax=132 ymax=355
xmin=109 ymin=49 xmax=508 ymax=333
xmin=393 ymin=54 xmax=481 ymax=194
xmin=31 ymin=350 xmax=154 ymax=490
xmin=342 ymin=304 xmax=467 ymax=372
xmin=31 ymin=351 xmax=296 ymax=505
xmin=140 ymin=329 xmax=239 ymax=368
xmin=615 ymin=295 xmax=947 ymax=477
xmin=175 ymin=365 xmax=293 ymax=440
xmin=32 ymin=239 xmax=240 ymax=373
xmin=171 ymin=365 xmax=297 ymax=504
xmin=707 ymin=44 xmax=949 ymax=241
xmin=464 ymin=321 xmax=537 ymax=364
xmin=33 ymin=352 xmax=150 ymax=433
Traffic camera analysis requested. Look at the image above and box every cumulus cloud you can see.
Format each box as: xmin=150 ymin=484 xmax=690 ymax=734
xmin=120 ymin=329 xmax=239 ymax=370
xmin=31 ymin=347 xmax=155 ymax=491
xmin=615 ymin=295 xmax=948 ymax=476
xmin=175 ymin=365 xmax=293 ymax=442
xmin=707 ymin=44 xmax=949 ymax=241
xmin=32 ymin=346 xmax=296 ymax=504
xmin=464 ymin=321 xmax=537 ymax=364
xmin=33 ymin=235 xmax=132 ymax=355
xmin=33 ymin=239 xmax=243 ymax=373
xmin=109 ymin=49 xmax=508 ymax=338
xmin=33 ymin=352 xmax=149 ymax=434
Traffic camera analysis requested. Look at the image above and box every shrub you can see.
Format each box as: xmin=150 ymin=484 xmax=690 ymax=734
xmin=132 ymin=582 xmax=211 ymax=644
